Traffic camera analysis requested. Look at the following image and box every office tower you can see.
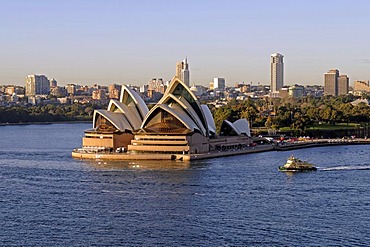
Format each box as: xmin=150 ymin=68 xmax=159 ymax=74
xmin=214 ymin=78 xmax=226 ymax=90
xmin=270 ymin=53 xmax=284 ymax=92
xmin=25 ymin=74 xmax=50 ymax=96
xmin=175 ymin=58 xmax=190 ymax=86
xmin=338 ymin=75 xmax=349 ymax=95
xmin=324 ymin=69 xmax=339 ymax=96
xmin=324 ymin=69 xmax=349 ymax=96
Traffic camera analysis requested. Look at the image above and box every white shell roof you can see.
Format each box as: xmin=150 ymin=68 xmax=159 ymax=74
xmin=108 ymin=99 xmax=142 ymax=130
xmin=119 ymin=84 xmax=149 ymax=120
xmin=142 ymin=103 xmax=200 ymax=132
xmin=158 ymin=77 xmax=209 ymax=136
xmin=223 ymin=120 xmax=241 ymax=135
xmin=201 ymin=104 xmax=216 ymax=135
xmin=93 ymin=110 xmax=132 ymax=132
xmin=158 ymin=93 xmax=207 ymax=136
xmin=233 ymin=119 xmax=251 ymax=137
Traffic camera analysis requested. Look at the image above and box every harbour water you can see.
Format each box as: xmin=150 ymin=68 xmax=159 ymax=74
xmin=0 ymin=123 xmax=369 ymax=246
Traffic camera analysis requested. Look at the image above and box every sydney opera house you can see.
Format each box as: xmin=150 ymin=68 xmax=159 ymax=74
xmin=72 ymin=78 xmax=265 ymax=161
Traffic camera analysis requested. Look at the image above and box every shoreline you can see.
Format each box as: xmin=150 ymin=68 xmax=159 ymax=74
xmin=0 ymin=120 xmax=91 ymax=126
xmin=72 ymin=138 xmax=370 ymax=161
xmin=274 ymin=138 xmax=369 ymax=151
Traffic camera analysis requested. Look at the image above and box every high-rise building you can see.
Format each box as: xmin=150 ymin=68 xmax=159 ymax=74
xmin=175 ymin=58 xmax=190 ymax=86
xmin=214 ymin=78 xmax=226 ymax=91
xmin=324 ymin=69 xmax=339 ymax=96
xmin=270 ymin=53 xmax=284 ymax=92
xmin=25 ymin=74 xmax=50 ymax=96
xmin=338 ymin=75 xmax=349 ymax=95
xmin=324 ymin=69 xmax=348 ymax=96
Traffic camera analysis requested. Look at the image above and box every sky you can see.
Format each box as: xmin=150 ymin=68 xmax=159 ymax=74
xmin=1 ymin=0 xmax=370 ymax=86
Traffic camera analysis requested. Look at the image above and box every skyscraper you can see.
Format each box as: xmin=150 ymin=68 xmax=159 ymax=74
xmin=338 ymin=75 xmax=349 ymax=96
xmin=175 ymin=58 xmax=190 ymax=86
xmin=25 ymin=74 xmax=50 ymax=96
xmin=324 ymin=69 xmax=348 ymax=96
xmin=270 ymin=53 xmax=284 ymax=92
xmin=324 ymin=69 xmax=339 ymax=96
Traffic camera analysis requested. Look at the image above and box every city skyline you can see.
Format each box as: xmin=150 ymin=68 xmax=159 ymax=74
xmin=1 ymin=0 xmax=370 ymax=86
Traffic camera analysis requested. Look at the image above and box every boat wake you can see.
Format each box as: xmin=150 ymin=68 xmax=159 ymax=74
xmin=319 ymin=165 xmax=370 ymax=171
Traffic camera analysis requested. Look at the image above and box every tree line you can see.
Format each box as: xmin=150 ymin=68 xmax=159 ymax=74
xmin=1 ymin=95 xmax=369 ymax=137
xmin=0 ymin=103 xmax=102 ymax=124
xmin=211 ymin=94 xmax=370 ymax=136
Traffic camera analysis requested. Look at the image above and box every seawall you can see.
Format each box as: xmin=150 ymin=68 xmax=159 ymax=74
xmin=72 ymin=138 xmax=370 ymax=161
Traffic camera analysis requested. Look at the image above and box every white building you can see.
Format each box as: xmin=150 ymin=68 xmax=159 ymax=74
xmin=25 ymin=74 xmax=50 ymax=96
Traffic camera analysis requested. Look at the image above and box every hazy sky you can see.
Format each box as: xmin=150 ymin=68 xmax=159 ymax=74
xmin=1 ymin=0 xmax=370 ymax=86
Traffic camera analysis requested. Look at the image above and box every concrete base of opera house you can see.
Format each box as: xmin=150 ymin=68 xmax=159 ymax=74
xmin=72 ymin=144 xmax=275 ymax=161
xmin=72 ymin=138 xmax=370 ymax=161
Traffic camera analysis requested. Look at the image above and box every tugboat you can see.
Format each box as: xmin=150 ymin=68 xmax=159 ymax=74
xmin=279 ymin=155 xmax=317 ymax=172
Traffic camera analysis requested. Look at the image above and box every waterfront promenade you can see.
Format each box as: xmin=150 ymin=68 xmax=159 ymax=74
xmin=274 ymin=138 xmax=370 ymax=151
xmin=72 ymin=138 xmax=370 ymax=161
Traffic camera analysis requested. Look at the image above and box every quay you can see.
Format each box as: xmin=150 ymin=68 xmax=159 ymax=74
xmin=274 ymin=138 xmax=370 ymax=151
xmin=72 ymin=143 xmax=274 ymax=161
xmin=72 ymin=138 xmax=370 ymax=161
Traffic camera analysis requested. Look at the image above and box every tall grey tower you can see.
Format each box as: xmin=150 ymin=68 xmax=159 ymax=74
xmin=270 ymin=53 xmax=284 ymax=92
xmin=175 ymin=58 xmax=190 ymax=87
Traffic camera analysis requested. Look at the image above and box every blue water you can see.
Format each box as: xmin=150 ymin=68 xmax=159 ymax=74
xmin=0 ymin=123 xmax=369 ymax=246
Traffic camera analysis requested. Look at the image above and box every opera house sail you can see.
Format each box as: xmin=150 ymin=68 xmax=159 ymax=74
xmin=72 ymin=78 xmax=262 ymax=161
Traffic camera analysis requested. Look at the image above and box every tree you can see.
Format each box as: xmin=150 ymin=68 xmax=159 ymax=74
xmin=84 ymin=107 xmax=94 ymax=117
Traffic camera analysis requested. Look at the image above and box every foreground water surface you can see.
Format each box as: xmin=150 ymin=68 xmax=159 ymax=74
xmin=0 ymin=123 xmax=369 ymax=246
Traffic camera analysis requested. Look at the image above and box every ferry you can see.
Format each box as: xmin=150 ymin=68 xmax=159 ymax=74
xmin=279 ymin=155 xmax=317 ymax=172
